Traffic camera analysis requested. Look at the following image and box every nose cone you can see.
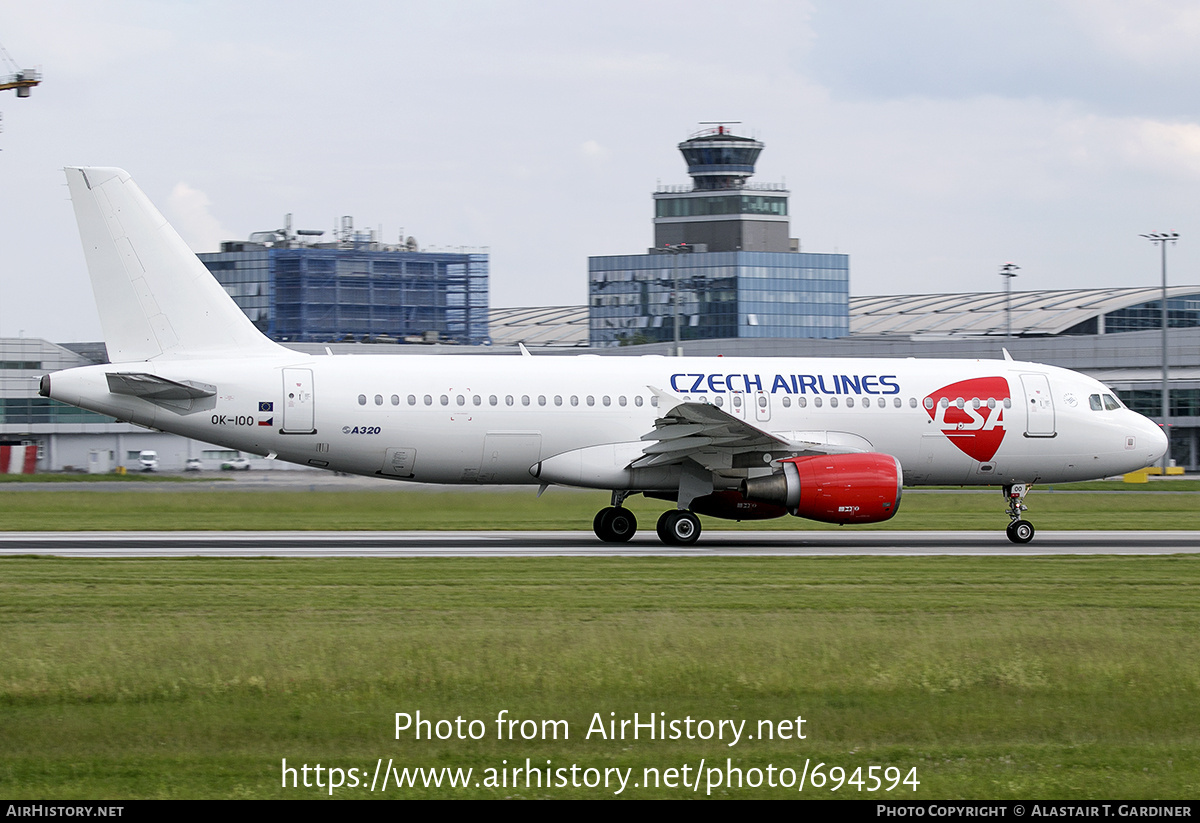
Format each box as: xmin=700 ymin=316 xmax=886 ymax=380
xmin=1142 ymin=416 xmax=1169 ymax=467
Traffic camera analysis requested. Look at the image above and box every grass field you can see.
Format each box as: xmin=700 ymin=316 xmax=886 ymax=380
xmin=0 ymin=486 xmax=1198 ymax=531
xmin=2 ymin=555 xmax=1199 ymax=799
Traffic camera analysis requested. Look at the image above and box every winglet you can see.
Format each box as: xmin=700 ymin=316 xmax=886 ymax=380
xmin=1002 ymin=347 xmax=1014 ymax=361
xmin=518 ymin=343 xmax=532 ymax=357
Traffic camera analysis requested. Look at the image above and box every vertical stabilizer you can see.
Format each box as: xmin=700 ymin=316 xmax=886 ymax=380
xmin=65 ymin=167 xmax=286 ymax=362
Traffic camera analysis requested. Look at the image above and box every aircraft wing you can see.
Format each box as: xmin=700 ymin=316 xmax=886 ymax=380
xmin=631 ymin=387 xmax=870 ymax=469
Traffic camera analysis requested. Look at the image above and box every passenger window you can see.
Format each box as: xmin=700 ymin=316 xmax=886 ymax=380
xmin=390 ymin=395 xmax=399 ymax=406
xmin=489 ymin=395 xmax=498 ymax=406
xmin=635 ymin=396 xmax=643 ymax=407
xmin=650 ymin=396 xmax=659 ymax=407
xmin=845 ymin=397 xmax=854 ymax=408
xmin=798 ymin=397 xmax=807 ymax=408
xmin=1003 ymin=398 xmax=1012 ymax=409
xmin=473 ymin=395 xmax=481 ymax=406
xmin=782 ymin=396 xmax=791 ymax=408
xmin=908 ymin=397 xmax=916 ymax=408
xmin=375 ymin=395 xmax=383 ymax=406
xmin=571 ymin=396 xmax=579 ymax=406
xmin=830 ymin=397 xmax=839 ymax=408
xmin=619 ymin=396 xmax=627 ymax=406
xmin=505 ymin=395 xmax=514 ymax=406
xmin=440 ymin=395 xmax=449 ymax=406
xmin=758 ymin=395 xmax=767 ymax=408
xmin=456 ymin=395 xmax=465 ymax=406
xmin=1089 ymin=394 xmax=1102 ymax=411
xmin=603 ymin=396 xmax=611 ymax=406
xmin=554 ymin=395 xmax=563 ymax=406
xmin=423 ymin=395 xmax=432 ymax=406
xmin=521 ymin=395 xmax=530 ymax=406
xmin=538 ymin=395 xmax=546 ymax=406
xmin=587 ymin=396 xmax=595 ymax=406
xmin=733 ymin=395 xmax=742 ymax=408
xmin=714 ymin=396 xmax=724 ymax=407
xmin=407 ymin=394 xmax=416 ymax=405
xmin=814 ymin=397 xmax=822 ymax=408
xmin=357 ymin=394 xmax=366 ymax=406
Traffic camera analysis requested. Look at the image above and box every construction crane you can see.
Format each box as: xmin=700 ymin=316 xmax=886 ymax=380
xmin=0 ymin=38 xmax=40 ymax=97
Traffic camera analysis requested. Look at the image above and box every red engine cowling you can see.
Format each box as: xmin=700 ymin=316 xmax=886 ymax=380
xmin=740 ymin=453 xmax=903 ymax=525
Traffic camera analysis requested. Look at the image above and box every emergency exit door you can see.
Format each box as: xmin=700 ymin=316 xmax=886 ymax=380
xmin=282 ymin=368 xmax=316 ymax=433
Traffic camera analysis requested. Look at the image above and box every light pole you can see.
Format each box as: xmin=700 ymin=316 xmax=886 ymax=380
xmin=998 ymin=262 xmax=1020 ymax=342
xmin=662 ymin=243 xmax=689 ymax=356
xmin=1140 ymin=232 xmax=1178 ymax=473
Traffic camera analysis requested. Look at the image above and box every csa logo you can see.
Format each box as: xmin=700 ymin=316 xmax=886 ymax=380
xmin=924 ymin=377 xmax=1011 ymax=462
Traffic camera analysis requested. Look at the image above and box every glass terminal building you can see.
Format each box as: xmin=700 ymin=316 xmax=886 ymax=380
xmin=589 ymin=126 xmax=848 ymax=347
xmin=199 ymin=220 xmax=488 ymax=345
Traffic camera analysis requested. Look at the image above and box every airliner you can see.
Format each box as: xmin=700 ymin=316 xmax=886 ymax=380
xmin=41 ymin=167 xmax=1167 ymax=545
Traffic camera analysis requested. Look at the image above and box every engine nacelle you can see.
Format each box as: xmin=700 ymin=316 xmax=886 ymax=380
xmin=740 ymin=453 xmax=903 ymax=525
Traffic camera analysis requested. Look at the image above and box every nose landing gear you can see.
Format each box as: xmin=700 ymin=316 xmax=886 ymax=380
xmin=1004 ymin=484 xmax=1035 ymax=544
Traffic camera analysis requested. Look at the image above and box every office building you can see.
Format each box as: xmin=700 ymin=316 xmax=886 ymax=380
xmin=200 ymin=217 xmax=489 ymax=345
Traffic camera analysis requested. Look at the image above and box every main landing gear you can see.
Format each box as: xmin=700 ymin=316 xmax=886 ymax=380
xmin=593 ymin=491 xmax=637 ymax=543
xmin=655 ymin=509 xmax=702 ymax=546
xmin=591 ymin=492 xmax=703 ymax=546
xmin=593 ymin=506 xmax=637 ymax=543
xmin=1004 ymin=484 xmax=1035 ymax=544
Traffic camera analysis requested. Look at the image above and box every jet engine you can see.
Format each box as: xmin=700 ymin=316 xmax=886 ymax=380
xmin=739 ymin=453 xmax=903 ymax=525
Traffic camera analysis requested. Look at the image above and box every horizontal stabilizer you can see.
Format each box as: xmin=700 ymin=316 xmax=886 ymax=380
xmin=106 ymin=372 xmax=216 ymax=400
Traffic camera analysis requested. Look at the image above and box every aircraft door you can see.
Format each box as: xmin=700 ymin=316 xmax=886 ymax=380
xmin=282 ymin=368 xmax=316 ymax=434
xmin=728 ymin=391 xmax=747 ymax=419
xmin=479 ymin=432 xmax=542 ymax=483
xmin=1020 ymin=373 xmax=1056 ymax=437
xmin=754 ymin=390 xmax=771 ymax=422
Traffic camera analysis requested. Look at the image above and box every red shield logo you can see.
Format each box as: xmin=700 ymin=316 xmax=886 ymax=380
xmin=924 ymin=377 xmax=1010 ymax=462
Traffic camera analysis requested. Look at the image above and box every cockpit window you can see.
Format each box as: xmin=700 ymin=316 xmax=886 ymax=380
xmin=1102 ymin=394 xmax=1121 ymax=411
xmin=1089 ymin=394 xmax=1102 ymax=411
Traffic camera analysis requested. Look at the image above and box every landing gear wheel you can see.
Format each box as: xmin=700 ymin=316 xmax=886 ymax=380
xmin=1006 ymin=519 xmax=1035 ymax=544
xmin=593 ymin=507 xmax=637 ymax=543
xmin=656 ymin=510 xmax=702 ymax=546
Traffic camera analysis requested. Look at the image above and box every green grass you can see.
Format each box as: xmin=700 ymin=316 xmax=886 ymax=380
xmin=0 ymin=487 xmax=1197 ymax=531
xmin=2 ymin=556 xmax=1199 ymax=798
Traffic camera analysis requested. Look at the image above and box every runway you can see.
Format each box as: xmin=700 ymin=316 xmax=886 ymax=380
xmin=2 ymin=530 xmax=1199 ymax=557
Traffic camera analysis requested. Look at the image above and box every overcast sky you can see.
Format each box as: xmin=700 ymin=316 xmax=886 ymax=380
xmin=2 ymin=0 xmax=1198 ymax=342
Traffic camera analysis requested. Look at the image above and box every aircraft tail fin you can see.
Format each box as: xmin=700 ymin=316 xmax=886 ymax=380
xmin=65 ymin=167 xmax=286 ymax=362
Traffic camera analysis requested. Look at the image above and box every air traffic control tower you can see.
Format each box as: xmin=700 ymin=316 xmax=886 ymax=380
xmin=652 ymin=127 xmax=790 ymax=252
xmin=589 ymin=125 xmax=849 ymax=347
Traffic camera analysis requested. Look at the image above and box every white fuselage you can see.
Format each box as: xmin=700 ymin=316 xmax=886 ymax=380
xmin=47 ymin=352 xmax=1167 ymax=489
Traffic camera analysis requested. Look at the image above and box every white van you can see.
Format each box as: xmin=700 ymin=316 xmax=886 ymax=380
xmin=138 ymin=450 xmax=159 ymax=471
